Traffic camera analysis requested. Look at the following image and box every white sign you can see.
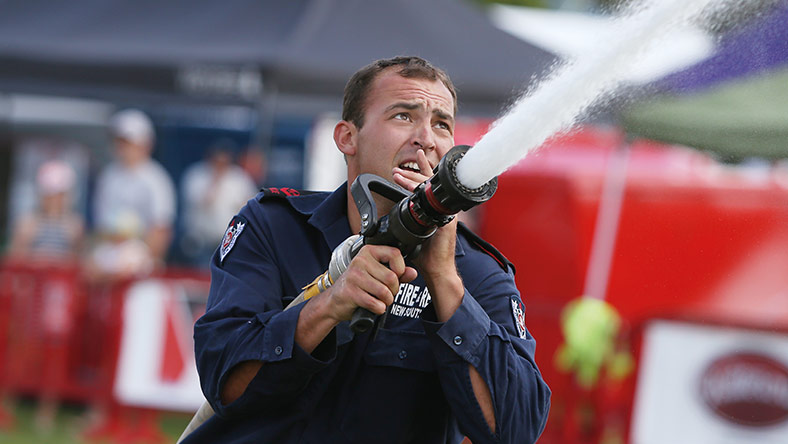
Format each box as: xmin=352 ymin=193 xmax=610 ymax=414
xmin=114 ymin=279 xmax=207 ymax=412
xmin=177 ymin=65 xmax=262 ymax=100
xmin=631 ymin=320 xmax=788 ymax=444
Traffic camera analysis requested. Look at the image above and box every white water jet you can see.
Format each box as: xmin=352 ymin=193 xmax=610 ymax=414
xmin=455 ymin=0 xmax=733 ymax=189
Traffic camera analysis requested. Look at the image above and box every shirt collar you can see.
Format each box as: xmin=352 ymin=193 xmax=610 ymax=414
xmin=288 ymin=183 xmax=352 ymax=249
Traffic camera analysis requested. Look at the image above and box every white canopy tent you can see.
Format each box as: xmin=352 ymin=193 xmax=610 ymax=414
xmin=488 ymin=5 xmax=715 ymax=85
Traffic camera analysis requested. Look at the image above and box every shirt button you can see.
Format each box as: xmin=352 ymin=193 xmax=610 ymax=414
xmin=398 ymin=350 xmax=407 ymax=360
xmin=453 ymin=335 xmax=463 ymax=346
xmin=274 ymin=345 xmax=283 ymax=356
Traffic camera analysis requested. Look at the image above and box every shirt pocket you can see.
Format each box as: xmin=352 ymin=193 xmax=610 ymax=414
xmin=338 ymin=329 xmax=444 ymax=444
xmin=363 ymin=328 xmax=435 ymax=372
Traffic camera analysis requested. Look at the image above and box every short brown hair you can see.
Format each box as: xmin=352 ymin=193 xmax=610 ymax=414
xmin=342 ymin=56 xmax=458 ymax=128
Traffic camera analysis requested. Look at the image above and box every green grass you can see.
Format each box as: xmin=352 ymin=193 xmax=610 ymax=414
xmin=0 ymin=399 xmax=191 ymax=444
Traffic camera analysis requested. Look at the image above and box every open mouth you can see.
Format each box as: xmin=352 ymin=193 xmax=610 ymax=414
xmin=399 ymin=161 xmax=421 ymax=173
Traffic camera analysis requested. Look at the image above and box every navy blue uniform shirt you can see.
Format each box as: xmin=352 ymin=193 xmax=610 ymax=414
xmin=186 ymin=183 xmax=550 ymax=444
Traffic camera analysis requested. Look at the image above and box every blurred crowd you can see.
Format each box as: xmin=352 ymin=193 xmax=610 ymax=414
xmin=5 ymin=108 xmax=264 ymax=280
xmin=0 ymin=109 xmax=263 ymax=435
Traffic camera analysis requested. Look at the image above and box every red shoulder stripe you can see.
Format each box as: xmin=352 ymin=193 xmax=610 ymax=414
xmin=457 ymin=222 xmax=515 ymax=273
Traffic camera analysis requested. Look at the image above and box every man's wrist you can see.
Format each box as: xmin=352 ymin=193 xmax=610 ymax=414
xmin=296 ymin=292 xmax=341 ymax=354
xmin=425 ymin=271 xmax=464 ymax=322
xmin=425 ymin=272 xmax=463 ymax=293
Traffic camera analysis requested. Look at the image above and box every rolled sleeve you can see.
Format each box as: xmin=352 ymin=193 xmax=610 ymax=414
xmin=221 ymin=302 xmax=336 ymax=365
xmin=421 ymin=290 xmax=490 ymax=365
xmin=258 ymin=303 xmax=301 ymax=363
xmin=210 ymin=302 xmax=337 ymax=417
xmin=194 ymin=200 xmax=339 ymax=418
xmin=258 ymin=302 xmax=337 ymax=365
xmin=420 ymin=250 xmax=551 ymax=443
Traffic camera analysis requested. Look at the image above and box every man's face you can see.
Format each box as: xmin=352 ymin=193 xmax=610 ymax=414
xmin=114 ymin=137 xmax=150 ymax=167
xmin=348 ymin=69 xmax=455 ymax=186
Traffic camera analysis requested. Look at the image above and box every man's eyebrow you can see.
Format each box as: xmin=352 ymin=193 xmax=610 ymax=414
xmin=385 ymin=102 xmax=455 ymax=123
xmin=384 ymin=102 xmax=420 ymax=113
xmin=433 ymin=109 xmax=454 ymax=124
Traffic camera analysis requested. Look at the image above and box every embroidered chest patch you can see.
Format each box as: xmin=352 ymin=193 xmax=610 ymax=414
xmin=220 ymin=216 xmax=247 ymax=263
xmin=510 ymin=295 xmax=527 ymax=339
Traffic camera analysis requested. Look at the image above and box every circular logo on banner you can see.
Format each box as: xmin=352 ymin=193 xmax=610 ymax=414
xmin=699 ymin=352 xmax=788 ymax=427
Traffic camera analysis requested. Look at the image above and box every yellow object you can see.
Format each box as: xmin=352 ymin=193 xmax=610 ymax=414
xmin=555 ymin=297 xmax=634 ymax=388
xmin=301 ymin=271 xmax=332 ymax=301
xmin=301 ymin=275 xmax=323 ymax=301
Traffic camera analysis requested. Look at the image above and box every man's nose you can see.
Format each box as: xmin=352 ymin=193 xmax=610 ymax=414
xmin=412 ymin=122 xmax=436 ymax=151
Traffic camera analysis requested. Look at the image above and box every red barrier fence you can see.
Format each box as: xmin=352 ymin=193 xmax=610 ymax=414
xmin=0 ymin=261 xmax=99 ymax=402
xmin=0 ymin=260 xmax=210 ymax=441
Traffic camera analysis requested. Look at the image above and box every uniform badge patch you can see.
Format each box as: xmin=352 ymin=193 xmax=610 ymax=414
xmin=220 ymin=216 xmax=247 ymax=263
xmin=510 ymin=295 xmax=527 ymax=339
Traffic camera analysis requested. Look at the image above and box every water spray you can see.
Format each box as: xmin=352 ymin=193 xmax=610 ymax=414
xmin=455 ymin=0 xmax=732 ymax=190
xmin=453 ymin=0 xmax=739 ymax=394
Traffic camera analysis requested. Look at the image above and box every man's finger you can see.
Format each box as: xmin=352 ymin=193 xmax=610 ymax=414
xmin=401 ymin=266 xmax=418 ymax=283
xmin=353 ymin=245 xmax=407 ymax=301
xmin=416 ymin=150 xmax=433 ymax=176
xmin=363 ymin=245 xmax=405 ymax=268
xmin=347 ymin=286 xmax=388 ymax=315
xmin=392 ymin=169 xmax=426 ymax=192
xmin=364 ymin=246 xmax=406 ymax=297
xmin=366 ymin=267 xmax=399 ymax=303
xmin=340 ymin=264 xmax=394 ymax=311
xmin=355 ymin=276 xmax=395 ymax=311
xmin=383 ymin=248 xmax=408 ymax=277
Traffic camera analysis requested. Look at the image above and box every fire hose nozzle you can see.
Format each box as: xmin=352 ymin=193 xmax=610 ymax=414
xmin=431 ymin=144 xmax=499 ymax=210
xmin=405 ymin=145 xmax=498 ymax=230
xmin=349 ymin=145 xmax=498 ymax=334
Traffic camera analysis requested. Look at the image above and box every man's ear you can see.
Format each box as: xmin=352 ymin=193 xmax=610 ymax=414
xmin=333 ymin=120 xmax=357 ymax=156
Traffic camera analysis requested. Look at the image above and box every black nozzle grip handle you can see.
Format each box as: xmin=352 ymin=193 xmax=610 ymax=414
xmin=350 ymin=307 xmax=376 ymax=333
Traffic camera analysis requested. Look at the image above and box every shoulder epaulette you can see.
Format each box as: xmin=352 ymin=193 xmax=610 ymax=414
xmin=458 ymin=222 xmax=515 ymax=273
xmin=259 ymin=187 xmax=320 ymax=200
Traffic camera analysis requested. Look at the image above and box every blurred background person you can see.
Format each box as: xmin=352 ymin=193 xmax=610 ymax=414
xmin=6 ymin=160 xmax=84 ymax=262
xmin=180 ymin=139 xmax=257 ymax=267
xmin=89 ymin=109 xmax=175 ymax=279
xmin=4 ymin=160 xmax=84 ymax=432
xmin=237 ymin=144 xmax=268 ymax=188
xmin=79 ymin=109 xmax=177 ymax=438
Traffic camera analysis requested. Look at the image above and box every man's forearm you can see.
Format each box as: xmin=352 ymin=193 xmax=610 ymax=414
xmin=426 ymin=272 xmax=497 ymax=433
xmin=295 ymin=292 xmax=340 ymax=353
xmin=424 ymin=273 xmax=464 ymax=323
xmin=221 ymin=360 xmax=262 ymax=405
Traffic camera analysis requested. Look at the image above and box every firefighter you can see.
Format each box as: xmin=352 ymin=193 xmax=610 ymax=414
xmin=185 ymin=56 xmax=550 ymax=443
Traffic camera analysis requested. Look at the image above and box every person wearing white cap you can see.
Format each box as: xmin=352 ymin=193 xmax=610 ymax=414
xmin=92 ymin=109 xmax=176 ymax=272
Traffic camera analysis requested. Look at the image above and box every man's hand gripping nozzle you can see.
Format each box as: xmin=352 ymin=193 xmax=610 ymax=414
xmin=291 ymin=145 xmax=498 ymax=334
